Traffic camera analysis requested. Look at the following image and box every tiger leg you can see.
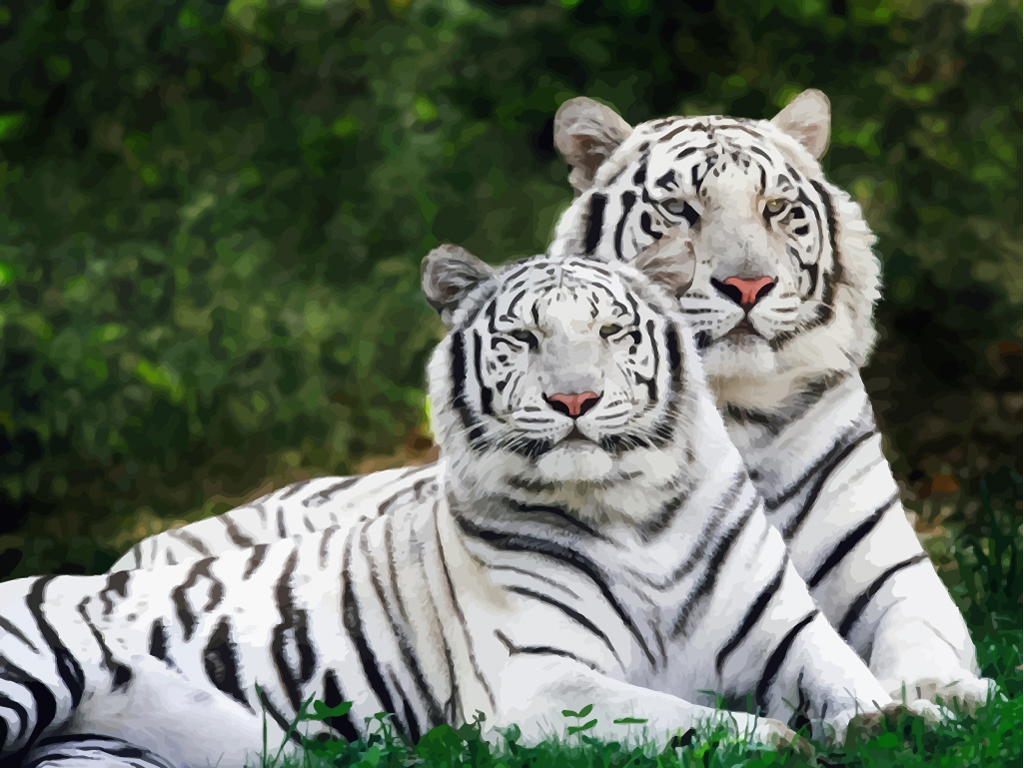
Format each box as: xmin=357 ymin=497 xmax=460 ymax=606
xmin=844 ymin=560 xmax=993 ymax=714
xmin=490 ymin=655 xmax=797 ymax=750
xmin=20 ymin=735 xmax=177 ymax=768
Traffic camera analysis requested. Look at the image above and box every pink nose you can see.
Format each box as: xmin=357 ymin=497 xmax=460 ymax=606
xmin=545 ymin=391 xmax=601 ymax=418
xmin=713 ymin=276 xmax=777 ymax=310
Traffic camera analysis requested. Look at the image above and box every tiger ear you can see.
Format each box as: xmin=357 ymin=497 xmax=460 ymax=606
xmin=554 ymin=97 xmax=634 ymax=195
xmin=633 ymin=229 xmax=696 ymax=299
xmin=770 ymin=89 xmax=831 ymax=160
xmin=421 ymin=244 xmax=496 ymax=329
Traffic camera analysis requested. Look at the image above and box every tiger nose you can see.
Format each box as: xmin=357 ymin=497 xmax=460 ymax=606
xmin=711 ymin=276 xmax=777 ymax=310
xmin=544 ymin=391 xmax=602 ymax=418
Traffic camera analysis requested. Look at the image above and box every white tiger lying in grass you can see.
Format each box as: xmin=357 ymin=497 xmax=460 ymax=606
xmin=1 ymin=250 xmax=941 ymax=768
xmin=549 ymin=89 xmax=992 ymax=711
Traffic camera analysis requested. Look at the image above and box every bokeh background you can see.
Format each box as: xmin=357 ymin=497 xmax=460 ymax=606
xmin=0 ymin=0 xmax=1019 ymax=621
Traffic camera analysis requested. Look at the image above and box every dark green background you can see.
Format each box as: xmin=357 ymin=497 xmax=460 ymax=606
xmin=0 ymin=0 xmax=1019 ymax=583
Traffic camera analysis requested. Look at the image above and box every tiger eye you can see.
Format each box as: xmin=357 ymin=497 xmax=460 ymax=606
xmin=510 ymin=329 xmax=538 ymax=347
xmin=764 ymin=198 xmax=787 ymax=214
xmin=600 ymin=323 xmax=623 ymax=339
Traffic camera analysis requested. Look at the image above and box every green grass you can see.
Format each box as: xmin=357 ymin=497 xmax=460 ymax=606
xmin=250 ymin=487 xmax=1023 ymax=768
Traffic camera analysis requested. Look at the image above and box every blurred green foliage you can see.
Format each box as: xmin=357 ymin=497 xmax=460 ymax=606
xmin=0 ymin=0 xmax=1019 ymax=578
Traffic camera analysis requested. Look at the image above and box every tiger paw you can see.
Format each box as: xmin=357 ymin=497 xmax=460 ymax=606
xmin=886 ymin=675 xmax=994 ymax=716
xmin=837 ymin=699 xmax=945 ymax=747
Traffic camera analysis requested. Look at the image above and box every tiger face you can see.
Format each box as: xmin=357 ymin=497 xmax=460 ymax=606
xmin=552 ymin=91 xmax=880 ymax=412
xmin=422 ymin=246 xmax=701 ymax=498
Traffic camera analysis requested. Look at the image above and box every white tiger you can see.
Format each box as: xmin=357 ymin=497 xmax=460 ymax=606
xmin=1 ymin=250 xmax=941 ymax=768
xmin=548 ymin=89 xmax=991 ymax=710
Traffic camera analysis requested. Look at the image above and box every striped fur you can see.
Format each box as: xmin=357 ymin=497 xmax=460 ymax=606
xmin=548 ymin=91 xmax=990 ymax=709
xmin=0 ymin=249 xmax=946 ymax=765
xmin=1 ymin=253 xmax=940 ymax=767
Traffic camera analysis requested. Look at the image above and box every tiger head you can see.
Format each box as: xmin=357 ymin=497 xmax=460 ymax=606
xmin=550 ymin=90 xmax=881 ymax=414
xmin=421 ymin=245 xmax=724 ymax=514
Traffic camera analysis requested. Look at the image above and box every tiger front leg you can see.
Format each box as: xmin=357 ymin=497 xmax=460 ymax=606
xmin=488 ymin=655 xmax=799 ymax=752
xmin=757 ymin=609 xmax=945 ymax=745
xmin=849 ymin=561 xmax=994 ymax=716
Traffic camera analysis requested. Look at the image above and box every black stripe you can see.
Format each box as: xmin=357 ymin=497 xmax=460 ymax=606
xmin=0 ymin=693 xmax=28 ymax=744
xmin=27 ymin=577 xmax=85 ymax=708
xmin=715 ymin=555 xmax=788 ymax=675
xmin=203 ymin=617 xmax=254 ymax=712
xmin=779 ymin=430 xmax=876 ymax=539
xmin=809 ymin=179 xmax=841 ymax=317
xmin=639 ymin=211 xmax=663 ymax=241
xmin=450 ymin=331 xmax=485 ymax=449
xmin=838 ymin=553 xmax=929 ymax=638
xmin=755 ymin=610 xmax=819 ymax=710
xmin=170 ymin=558 xmax=223 ymax=642
xmin=434 ymin=511 xmax=498 ymax=711
xmin=255 ymin=685 xmax=303 ymax=746
xmin=272 ymin=548 xmax=317 ymax=712
xmin=765 ymin=425 xmax=872 ymax=510
xmin=0 ymin=613 xmax=38 ymax=653
xmin=640 ymin=473 xmax=747 ymax=591
xmin=304 ymin=477 xmax=361 ymax=507
xmin=279 ymin=478 xmax=315 ymax=500
xmin=614 ymin=190 xmax=636 ymax=260
xmin=0 ymin=652 xmax=58 ymax=763
xmin=364 ymin=521 xmax=445 ymax=729
xmin=584 ymin=194 xmax=607 ymax=255
xmin=511 ymin=501 xmax=600 ymax=538
xmin=494 ymin=630 xmax=600 ymax=673
xmin=148 ymin=619 xmax=170 ymax=665
xmin=99 ymin=571 xmax=129 ymax=617
xmin=170 ymin=528 xmax=210 ymax=556
xmin=506 ymin=586 xmax=623 ymax=668
xmin=655 ymin=169 xmax=677 ymax=190
xmin=21 ymin=735 xmax=177 ymax=768
xmin=672 ymin=495 xmax=759 ymax=638
xmin=322 ymin=670 xmax=361 ymax=742
xmin=637 ymin=487 xmax=689 ymax=541
xmin=472 ymin=331 xmax=493 ymax=415
xmin=455 ymin=515 xmax=656 ymax=666
xmin=807 ymin=491 xmax=901 ymax=589
xmin=341 ymin=531 xmax=401 ymax=727
xmin=392 ymin=672 xmax=423 ymax=743
xmin=276 ymin=506 xmax=287 ymax=538
xmin=243 ymin=543 xmax=268 ymax=581
xmin=76 ymin=598 xmax=132 ymax=692
xmin=319 ymin=526 xmax=339 ymax=569
xmin=408 ymin=518 xmax=460 ymax=724
xmin=219 ymin=513 xmax=256 ymax=548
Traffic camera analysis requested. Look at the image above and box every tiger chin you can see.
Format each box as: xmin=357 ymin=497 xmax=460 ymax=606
xmin=547 ymin=90 xmax=993 ymax=713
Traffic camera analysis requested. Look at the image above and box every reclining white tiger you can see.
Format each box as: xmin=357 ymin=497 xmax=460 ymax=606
xmin=548 ymin=89 xmax=991 ymax=710
xmin=1 ymin=250 xmax=939 ymax=767
xmin=112 ymin=91 xmax=991 ymax=714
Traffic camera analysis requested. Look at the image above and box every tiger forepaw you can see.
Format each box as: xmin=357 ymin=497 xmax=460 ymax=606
xmin=886 ymin=675 xmax=994 ymax=716
xmin=837 ymin=699 xmax=945 ymax=747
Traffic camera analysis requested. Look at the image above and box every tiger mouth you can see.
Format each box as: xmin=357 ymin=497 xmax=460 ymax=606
xmin=724 ymin=319 xmax=764 ymax=340
xmin=559 ymin=425 xmax=594 ymax=444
